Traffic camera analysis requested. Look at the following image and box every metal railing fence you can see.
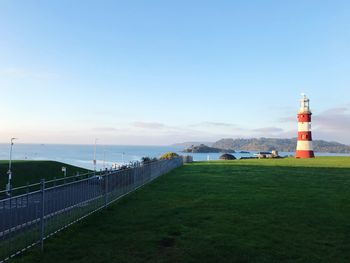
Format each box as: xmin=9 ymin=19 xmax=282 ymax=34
xmin=0 ymin=157 xmax=183 ymax=262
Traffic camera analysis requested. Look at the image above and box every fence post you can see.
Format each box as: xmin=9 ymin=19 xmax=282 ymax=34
xmin=104 ymin=173 xmax=108 ymax=208
xmin=133 ymin=164 xmax=137 ymax=188
xmin=26 ymin=182 xmax=29 ymax=223
xmin=40 ymin=179 xmax=45 ymax=251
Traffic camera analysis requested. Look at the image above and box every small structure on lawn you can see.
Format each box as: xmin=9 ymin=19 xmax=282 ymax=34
xmin=271 ymin=150 xmax=279 ymax=158
xmin=255 ymin=151 xmax=281 ymax=159
xmin=255 ymin=151 xmax=272 ymax=159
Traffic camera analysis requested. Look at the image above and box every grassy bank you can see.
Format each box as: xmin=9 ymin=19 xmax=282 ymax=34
xmin=0 ymin=161 xmax=90 ymax=190
xmin=13 ymin=157 xmax=350 ymax=262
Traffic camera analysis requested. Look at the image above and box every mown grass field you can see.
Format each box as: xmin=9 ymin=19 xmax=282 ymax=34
xmin=12 ymin=157 xmax=350 ymax=262
xmin=0 ymin=161 xmax=90 ymax=190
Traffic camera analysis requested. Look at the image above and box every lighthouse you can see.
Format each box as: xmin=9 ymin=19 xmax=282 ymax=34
xmin=295 ymin=94 xmax=315 ymax=158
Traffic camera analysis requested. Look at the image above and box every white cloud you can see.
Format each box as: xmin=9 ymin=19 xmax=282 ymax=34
xmin=278 ymin=105 xmax=350 ymax=144
xmin=91 ymin=127 xmax=127 ymax=133
xmin=2 ymin=104 xmax=349 ymax=145
xmin=131 ymin=122 xmax=165 ymax=129
xmin=190 ymin=122 xmax=236 ymax=127
xmin=312 ymin=107 xmax=350 ymax=144
xmin=252 ymin=127 xmax=284 ymax=133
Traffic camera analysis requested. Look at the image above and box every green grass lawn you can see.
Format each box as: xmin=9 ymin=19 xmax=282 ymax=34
xmin=12 ymin=157 xmax=350 ymax=262
xmin=0 ymin=161 xmax=91 ymax=190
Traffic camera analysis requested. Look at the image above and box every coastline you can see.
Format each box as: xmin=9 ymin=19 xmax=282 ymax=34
xmin=1 ymin=143 xmax=350 ymax=170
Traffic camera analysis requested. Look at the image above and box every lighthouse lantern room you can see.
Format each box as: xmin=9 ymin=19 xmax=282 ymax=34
xmin=295 ymin=94 xmax=315 ymax=158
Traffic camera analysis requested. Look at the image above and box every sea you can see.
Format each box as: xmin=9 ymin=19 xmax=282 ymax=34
xmin=0 ymin=144 xmax=349 ymax=170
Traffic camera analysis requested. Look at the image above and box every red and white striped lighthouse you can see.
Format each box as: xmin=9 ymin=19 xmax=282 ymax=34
xmin=295 ymin=94 xmax=315 ymax=158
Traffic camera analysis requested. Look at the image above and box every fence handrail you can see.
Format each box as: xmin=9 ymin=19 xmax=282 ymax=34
xmin=0 ymin=158 xmax=174 ymax=196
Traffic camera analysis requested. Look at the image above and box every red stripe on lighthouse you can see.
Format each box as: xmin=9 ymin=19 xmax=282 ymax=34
xmin=297 ymin=131 xmax=312 ymax=141
xmin=295 ymin=150 xmax=315 ymax=158
xmin=297 ymin=114 xmax=311 ymax=122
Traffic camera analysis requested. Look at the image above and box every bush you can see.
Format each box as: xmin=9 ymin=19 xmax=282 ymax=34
xmin=219 ymin=153 xmax=236 ymax=160
xmin=141 ymin=157 xmax=151 ymax=163
xmin=141 ymin=157 xmax=158 ymax=164
xmin=159 ymin=152 xmax=179 ymax=160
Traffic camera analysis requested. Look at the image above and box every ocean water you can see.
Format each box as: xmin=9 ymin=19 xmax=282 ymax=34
xmin=0 ymin=144 xmax=349 ymax=170
xmin=0 ymin=144 xmax=182 ymax=170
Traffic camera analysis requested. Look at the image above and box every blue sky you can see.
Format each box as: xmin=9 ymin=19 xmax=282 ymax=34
xmin=1 ymin=0 xmax=349 ymax=145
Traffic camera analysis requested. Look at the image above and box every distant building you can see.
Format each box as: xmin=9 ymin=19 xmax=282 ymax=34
xmin=271 ymin=150 xmax=279 ymax=157
xmin=254 ymin=151 xmax=279 ymax=159
xmin=255 ymin=151 xmax=272 ymax=158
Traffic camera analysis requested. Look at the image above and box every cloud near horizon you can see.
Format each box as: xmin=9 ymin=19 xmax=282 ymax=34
xmin=2 ymin=105 xmax=349 ymax=146
xmin=91 ymin=127 xmax=125 ymax=133
xmin=131 ymin=122 xmax=165 ymax=129
xmin=252 ymin=127 xmax=284 ymax=134
xmin=190 ymin=122 xmax=236 ymax=128
xmin=312 ymin=107 xmax=350 ymax=143
xmin=278 ymin=106 xmax=350 ymax=144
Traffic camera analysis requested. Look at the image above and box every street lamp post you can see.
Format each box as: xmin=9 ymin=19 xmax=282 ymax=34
xmin=6 ymin=138 xmax=18 ymax=196
xmin=93 ymin=138 xmax=98 ymax=173
xmin=103 ymin=149 xmax=106 ymax=170
xmin=62 ymin=166 xmax=67 ymax=177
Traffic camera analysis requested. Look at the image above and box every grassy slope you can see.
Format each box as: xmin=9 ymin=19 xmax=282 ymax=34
xmin=13 ymin=157 xmax=350 ymax=263
xmin=0 ymin=161 xmax=90 ymax=189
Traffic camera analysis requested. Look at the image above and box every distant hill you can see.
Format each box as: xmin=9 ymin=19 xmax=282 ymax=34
xmin=212 ymin=138 xmax=350 ymax=153
xmin=182 ymin=144 xmax=235 ymax=153
xmin=172 ymin=141 xmax=214 ymax=148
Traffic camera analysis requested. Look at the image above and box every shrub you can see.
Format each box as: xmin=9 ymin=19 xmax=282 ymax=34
xmin=219 ymin=153 xmax=236 ymax=160
xmin=118 ymin=165 xmax=129 ymax=170
xmin=159 ymin=152 xmax=179 ymax=160
xmin=141 ymin=157 xmax=151 ymax=163
xmin=141 ymin=157 xmax=158 ymax=164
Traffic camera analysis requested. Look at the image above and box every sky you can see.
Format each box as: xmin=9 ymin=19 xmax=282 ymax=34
xmin=0 ymin=0 xmax=350 ymax=145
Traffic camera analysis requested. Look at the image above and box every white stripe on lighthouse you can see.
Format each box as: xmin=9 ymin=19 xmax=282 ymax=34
xmin=296 ymin=140 xmax=313 ymax=151
xmin=298 ymin=122 xmax=311 ymax=132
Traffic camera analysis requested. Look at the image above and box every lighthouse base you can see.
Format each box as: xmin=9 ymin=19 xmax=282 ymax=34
xmin=295 ymin=150 xmax=315 ymax=158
